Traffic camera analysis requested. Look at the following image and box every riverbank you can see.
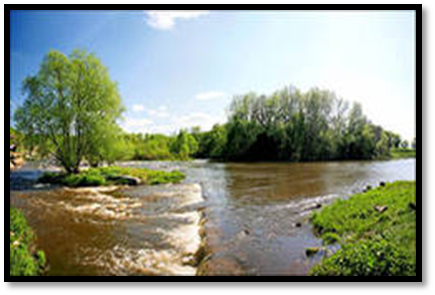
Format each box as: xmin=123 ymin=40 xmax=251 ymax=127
xmin=10 ymin=207 xmax=46 ymax=276
xmin=309 ymin=181 xmax=416 ymax=276
xmin=391 ymin=148 xmax=416 ymax=159
xmin=39 ymin=166 xmax=185 ymax=187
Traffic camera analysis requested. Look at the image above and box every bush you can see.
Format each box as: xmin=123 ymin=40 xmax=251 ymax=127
xmin=10 ymin=207 xmax=46 ymax=276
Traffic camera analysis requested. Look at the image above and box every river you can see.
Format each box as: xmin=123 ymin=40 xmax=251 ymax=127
xmin=9 ymin=159 xmax=416 ymax=276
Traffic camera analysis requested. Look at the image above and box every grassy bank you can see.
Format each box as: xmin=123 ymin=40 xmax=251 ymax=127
xmin=39 ymin=166 xmax=185 ymax=187
xmin=309 ymin=181 xmax=416 ymax=276
xmin=10 ymin=207 xmax=46 ymax=276
xmin=391 ymin=148 xmax=416 ymax=159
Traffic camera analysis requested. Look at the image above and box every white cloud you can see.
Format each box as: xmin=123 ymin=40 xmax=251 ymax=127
xmin=195 ymin=91 xmax=227 ymax=101
xmin=121 ymin=118 xmax=153 ymax=133
xmin=121 ymin=110 xmax=226 ymax=135
xmin=132 ymin=104 xmax=145 ymax=112
xmin=145 ymin=10 xmax=209 ymax=30
xmin=176 ymin=112 xmax=226 ymax=131
xmin=147 ymin=105 xmax=170 ymax=118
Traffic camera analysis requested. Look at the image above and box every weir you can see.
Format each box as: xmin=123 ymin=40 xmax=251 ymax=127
xmin=11 ymin=182 xmax=207 ymax=276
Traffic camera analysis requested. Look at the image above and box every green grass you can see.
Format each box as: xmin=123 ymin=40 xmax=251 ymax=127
xmin=390 ymin=148 xmax=416 ymax=159
xmin=39 ymin=166 xmax=185 ymax=187
xmin=309 ymin=181 xmax=416 ymax=276
xmin=10 ymin=207 xmax=46 ymax=276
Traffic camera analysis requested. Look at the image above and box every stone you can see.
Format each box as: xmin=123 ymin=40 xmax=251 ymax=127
xmin=365 ymin=185 xmax=372 ymax=192
xmin=305 ymin=247 xmax=320 ymax=257
xmin=374 ymin=205 xmax=388 ymax=213
xmin=107 ymin=175 xmax=141 ymax=186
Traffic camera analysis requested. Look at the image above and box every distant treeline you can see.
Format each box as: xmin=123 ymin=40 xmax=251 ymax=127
xmin=13 ymin=49 xmax=415 ymax=173
xmin=194 ymin=86 xmax=413 ymax=161
xmin=14 ymin=85 xmax=415 ymax=164
xmin=110 ymin=86 xmax=413 ymax=163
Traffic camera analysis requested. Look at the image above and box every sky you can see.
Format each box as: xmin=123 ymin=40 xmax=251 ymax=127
xmin=10 ymin=10 xmax=416 ymax=140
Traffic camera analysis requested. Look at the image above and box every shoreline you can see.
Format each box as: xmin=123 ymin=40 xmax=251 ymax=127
xmin=308 ymin=181 xmax=416 ymax=276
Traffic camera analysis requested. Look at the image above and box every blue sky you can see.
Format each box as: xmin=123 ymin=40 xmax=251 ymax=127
xmin=10 ymin=10 xmax=416 ymax=140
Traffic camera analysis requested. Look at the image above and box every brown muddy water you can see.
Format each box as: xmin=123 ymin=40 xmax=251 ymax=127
xmin=10 ymin=159 xmax=415 ymax=276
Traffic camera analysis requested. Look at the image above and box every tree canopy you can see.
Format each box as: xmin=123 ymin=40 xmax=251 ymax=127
xmin=14 ymin=52 xmax=407 ymax=167
xmin=195 ymin=86 xmax=403 ymax=162
xmin=14 ymin=50 xmax=124 ymax=173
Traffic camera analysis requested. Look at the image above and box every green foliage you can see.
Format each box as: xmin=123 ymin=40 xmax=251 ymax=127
xmin=390 ymin=148 xmax=416 ymax=159
xmin=10 ymin=207 xmax=46 ymax=276
xmin=122 ymin=133 xmax=175 ymax=161
xmin=39 ymin=166 xmax=185 ymax=187
xmin=86 ymin=126 xmax=133 ymax=167
xmin=14 ymin=49 xmax=124 ymax=173
xmin=311 ymin=238 xmax=416 ymax=276
xmin=170 ymin=130 xmax=199 ymax=160
xmin=310 ymin=181 xmax=416 ymax=276
xmin=193 ymin=86 xmax=402 ymax=162
xmin=322 ymin=232 xmax=341 ymax=245
xmin=10 ymin=127 xmax=18 ymax=145
xmin=195 ymin=124 xmax=227 ymax=159
xmin=146 ymin=170 xmax=186 ymax=185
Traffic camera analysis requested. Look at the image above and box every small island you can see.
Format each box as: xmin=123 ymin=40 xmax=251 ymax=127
xmin=39 ymin=166 xmax=185 ymax=188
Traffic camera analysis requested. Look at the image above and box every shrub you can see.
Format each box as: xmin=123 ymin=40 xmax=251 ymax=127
xmin=10 ymin=207 xmax=46 ymax=276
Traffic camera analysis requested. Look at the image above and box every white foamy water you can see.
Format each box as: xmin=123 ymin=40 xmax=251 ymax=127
xmin=11 ymin=182 xmax=206 ymax=276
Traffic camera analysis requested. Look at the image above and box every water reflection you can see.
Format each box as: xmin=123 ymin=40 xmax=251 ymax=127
xmin=134 ymin=159 xmax=415 ymax=275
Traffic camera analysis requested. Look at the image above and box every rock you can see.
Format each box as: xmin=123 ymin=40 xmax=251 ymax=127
xmin=374 ymin=205 xmax=388 ymax=213
xmin=107 ymin=175 xmax=141 ymax=186
xmin=307 ymin=203 xmax=323 ymax=211
xmin=237 ymin=229 xmax=250 ymax=239
xmin=305 ymin=247 xmax=320 ymax=257
xmin=295 ymin=222 xmax=302 ymax=228
xmin=380 ymin=182 xmax=386 ymax=187
xmin=364 ymin=185 xmax=372 ymax=192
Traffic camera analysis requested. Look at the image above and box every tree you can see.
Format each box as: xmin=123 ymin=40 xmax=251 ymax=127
xmin=218 ymin=85 xmax=398 ymax=162
xmin=14 ymin=50 xmax=124 ymax=173
xmin=195 ymin=124 xmax=227 ymax=159
xmin=401 ymin=140 xmax=409 ymax=149
xmin=170 ymin=130 xmax=198 ymax=160
xmin=411 ymin=138 xmax=416 ymax=149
